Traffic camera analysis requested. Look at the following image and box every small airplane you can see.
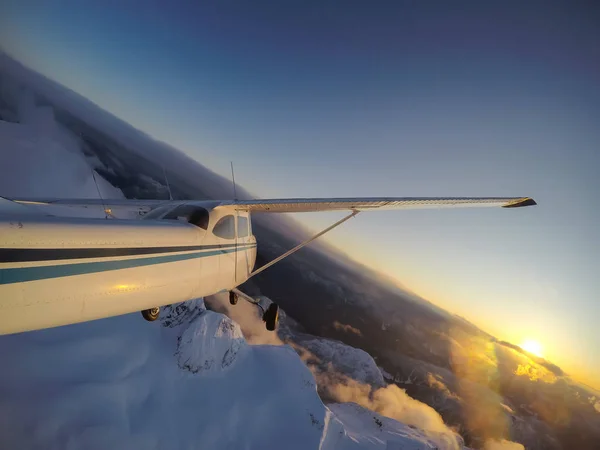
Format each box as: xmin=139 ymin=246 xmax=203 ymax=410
xmin=0 ymin=195 xmax=536 ymax=335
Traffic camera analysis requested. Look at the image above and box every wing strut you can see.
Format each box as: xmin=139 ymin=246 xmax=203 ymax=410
xmin=248 ymin=210 xmax=360 ymax=279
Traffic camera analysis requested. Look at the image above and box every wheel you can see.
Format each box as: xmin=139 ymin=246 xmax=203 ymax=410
xmin=229 ymin=291 xmax=238 ymax=305
xmin=141 ymin=307 xmax=160 ymax=322
xmin=262 ymin=302 xmax=279 ymax=331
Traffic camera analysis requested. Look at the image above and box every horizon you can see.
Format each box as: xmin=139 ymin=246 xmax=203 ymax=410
xmin=2 ymin=49 xmax=596 ymax=391
xmin=1 ymin=0 xmax=598 ymax=389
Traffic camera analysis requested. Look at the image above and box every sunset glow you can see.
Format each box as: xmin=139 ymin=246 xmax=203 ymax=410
xmin=521 ymin=340 xmax=543 ymax=358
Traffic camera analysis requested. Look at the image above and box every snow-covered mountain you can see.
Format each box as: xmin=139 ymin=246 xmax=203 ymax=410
xmin=294 ymin=335 xmax=386 ymax=388
xmin=0 ymin=294 xmax=466 ymax=450
xmin=0 ymin=116 xmax=121 ymax=200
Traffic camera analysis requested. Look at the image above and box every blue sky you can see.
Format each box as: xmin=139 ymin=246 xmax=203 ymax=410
xmin=1 ymin=0 xmax=599 ymax=385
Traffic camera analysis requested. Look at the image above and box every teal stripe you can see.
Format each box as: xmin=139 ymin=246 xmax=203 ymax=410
xmin=0 ymin=244 xmax=256 ymax=285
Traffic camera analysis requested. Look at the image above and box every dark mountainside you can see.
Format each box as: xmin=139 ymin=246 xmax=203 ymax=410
xmin=1 ymin=53 xmax=599 ymax=449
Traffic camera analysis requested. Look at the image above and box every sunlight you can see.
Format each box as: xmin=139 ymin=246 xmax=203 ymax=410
xmin=521 ymin=340 xmax=543 ymax=357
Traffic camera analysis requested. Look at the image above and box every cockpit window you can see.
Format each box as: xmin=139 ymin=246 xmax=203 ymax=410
xmin=213 ymin=215 xmax=235 ymax=239
xmin=164 ymin=205 xmax=210 ymax=230
xmin=238 ymin=216 xmax=249 ymax=238
xmin=188 ymin=208 xmax=210 ymax=230
xmin=143 ymin=204 xmax=173 ymax=220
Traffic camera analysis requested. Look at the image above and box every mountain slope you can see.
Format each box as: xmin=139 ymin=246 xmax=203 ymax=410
xmin=0 ymin=299 xmax=462 ymax=450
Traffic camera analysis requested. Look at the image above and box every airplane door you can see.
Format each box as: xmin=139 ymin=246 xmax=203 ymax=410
xmin=236 ymin=213 xmax=251 ymax=282
xmin=198 ymin=230 xmax=220 ymax=296
xmin=234 ymin=209 xmax=239 ymax=284
xmin=212 ymin=214 xmax=236 ymax=290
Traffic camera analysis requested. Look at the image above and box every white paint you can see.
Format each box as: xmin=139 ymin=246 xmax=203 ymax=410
xmin=0 ymin=206 xmax=256 ymax=334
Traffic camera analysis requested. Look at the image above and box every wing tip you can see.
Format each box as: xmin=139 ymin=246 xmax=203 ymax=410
xmin=502 ymin=197 xmax=537 ymax=208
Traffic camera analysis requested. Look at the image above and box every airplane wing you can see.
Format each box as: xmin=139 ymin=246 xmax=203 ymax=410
xmin=10 ymin=198 xmax=169 ymax=208
xmin=215 ymin=196 xmax=535 ymax=279
xmin=216 ymin=196 xmax=537 ymax=213
xmin=8 ymin=196 xmax=537 ymax=215
xmin=5 ymin=197 xmax=173 ymax=219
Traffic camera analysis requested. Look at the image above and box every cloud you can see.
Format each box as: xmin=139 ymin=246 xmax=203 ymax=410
xmin=484 ymin=439 xmax=525 ymax=450
xmin=336 ymin=380 xmax=454 ymax=436
xmin=0 ymin=84 xmax=122 ymax=201
xmin=333 ymin=320 xmax=363 ymax=336
xmin=205 ymin=293 xmax=284 ymax=346
xmin=426 ymin=372 xmax=461 ymax=400
xmin=310 ymin=365 xmax=462 ymax=449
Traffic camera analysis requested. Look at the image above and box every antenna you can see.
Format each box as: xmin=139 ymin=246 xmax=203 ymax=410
xmin=90 ymin=168 xmax=109 ymax=219
xmin=162 ymin=166 xmax=173 ymax=200
xmin=230 ymin=161 xmax=238 ymax=200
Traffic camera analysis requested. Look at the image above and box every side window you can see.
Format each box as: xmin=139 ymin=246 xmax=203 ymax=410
xmin=238 ymin=216 xmax=249 ymax=238
xmin=213 ymin=215 xmax=235 ymax=239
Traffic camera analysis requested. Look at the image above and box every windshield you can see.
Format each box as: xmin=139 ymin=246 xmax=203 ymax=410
xmin=142 ymin=204 xmax=174 ymax=220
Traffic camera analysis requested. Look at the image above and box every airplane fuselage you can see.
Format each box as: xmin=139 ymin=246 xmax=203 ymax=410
xmin=0 ymin=205 xmax=256 ymax=334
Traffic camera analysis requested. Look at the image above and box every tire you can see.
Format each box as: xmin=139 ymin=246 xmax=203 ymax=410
xmin=141 ymin=307 xmax=160 ymax=322
xmin=263 ymin=303 xmax=279 ymax=331
xmin=229 ymin=291 xmax=238 ymax=305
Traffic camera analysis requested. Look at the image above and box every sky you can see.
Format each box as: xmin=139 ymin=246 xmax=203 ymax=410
xmin=1 ymin=0 xmax=599 ymax=386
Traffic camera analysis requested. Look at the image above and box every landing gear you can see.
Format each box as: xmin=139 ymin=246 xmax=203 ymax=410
xmin=229 ymin=288 xmax=279 ymax=331
xmin=263 ymin=302 xmax=279 ymax=331
xmin=141 ymin=307 xmax=160 ymax=322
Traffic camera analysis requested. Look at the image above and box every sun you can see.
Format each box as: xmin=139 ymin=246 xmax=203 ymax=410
xmin=521 ymin=340 xmax=543 ymax=357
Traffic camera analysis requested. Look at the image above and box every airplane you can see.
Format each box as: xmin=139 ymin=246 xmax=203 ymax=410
xmin=0 ymin=195 xmax=536 ymax=335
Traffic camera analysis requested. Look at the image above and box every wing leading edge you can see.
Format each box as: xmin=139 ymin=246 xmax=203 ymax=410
xmin=8 ymin=196 xmax=536 ymax=215
xmin=216 ymin=197 xmax=536 ymax=213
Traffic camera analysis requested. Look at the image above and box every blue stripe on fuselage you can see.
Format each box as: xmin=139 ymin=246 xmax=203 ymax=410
xmin=0 ymin=244 xmax=256 ymax=285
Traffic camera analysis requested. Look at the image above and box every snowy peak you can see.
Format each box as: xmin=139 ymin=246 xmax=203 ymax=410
xmin=176 ymin=311 xmax=248 ymax=375
xmin=299 ymin=336 xmax=386 ymax=387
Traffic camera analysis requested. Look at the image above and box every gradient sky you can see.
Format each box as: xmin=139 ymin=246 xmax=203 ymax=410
xmin=1 ymin=0 xmax=599 ymax=386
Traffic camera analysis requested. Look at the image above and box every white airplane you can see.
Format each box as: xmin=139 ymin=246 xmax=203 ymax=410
xmin=0 ymin=195 xmax=536 ymax=335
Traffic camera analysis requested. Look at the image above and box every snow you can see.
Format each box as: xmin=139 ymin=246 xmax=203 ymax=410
xmin=175 ymin=311 xmax=248 ymax=374
xmin=0 ymin=301 xmax=462 ymax=450
xmin=0 ymin=305 xmax=317 ymax=449
xmin=299 ymin=336 xmax=386 ymax=387
xmin=0 ymin=52 xmax=248 ymax=201
xmin=0 ymin=119 xmax=121 ymax=200
xmin=330 ymin=403 xmax=459 ymax=450
xmin=0 ymin=79 xmax=122 ymax=201
xmin=379 ymin=366 xmax=394 ymax=381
